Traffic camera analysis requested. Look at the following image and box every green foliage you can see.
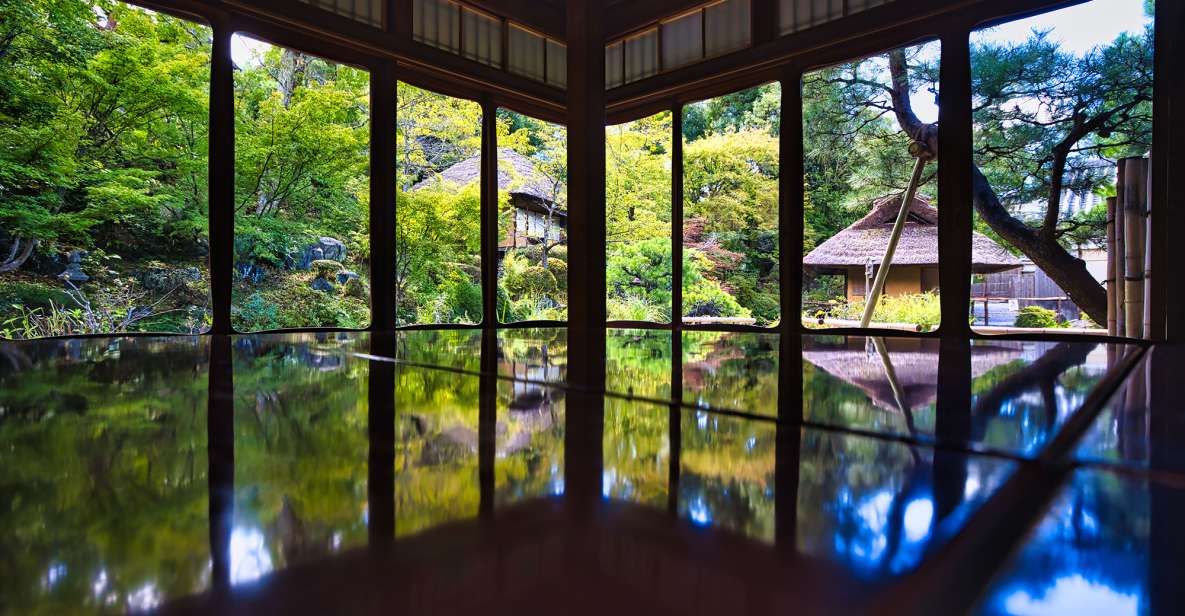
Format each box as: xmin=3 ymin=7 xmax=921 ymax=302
xmin=829 ymin=292 xmax=943 ymax=331
xmin=311 ymin=259 xmax=344 ymax=278
xmin=1014 ymin=305 xmax=1065 ymax=329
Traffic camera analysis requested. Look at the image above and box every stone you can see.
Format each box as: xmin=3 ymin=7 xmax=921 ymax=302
xmin=296 ymin=237 xmax=347 ymax=269
xmin=310 ymin=277 xmax=335 ymax=293
xmin=336 ymin=270 xmax=361 ymax=285
xmin=235 ymin=263 xmax=265 ymax=284
xmin=141 ymin=267 xmax=203 ymax=292
xmin=58 ymin=250 xmax=89 ymax=284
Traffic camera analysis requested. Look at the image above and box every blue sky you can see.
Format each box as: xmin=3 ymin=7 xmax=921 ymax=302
xmin=906 ymin=0 xmax=1151 ymax=122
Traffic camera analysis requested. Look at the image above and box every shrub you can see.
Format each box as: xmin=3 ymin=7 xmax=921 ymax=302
xmin=828 ymin=292 xmax=942 ymax=331
xmin=1014 ymin=305 xmax=1063 ymax=329
xmin=608 ymin=293 xmax=665 ymax=322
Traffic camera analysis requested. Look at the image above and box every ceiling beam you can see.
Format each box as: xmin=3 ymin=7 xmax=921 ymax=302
xmin=605 ymin=0 xmax=706 ymax=40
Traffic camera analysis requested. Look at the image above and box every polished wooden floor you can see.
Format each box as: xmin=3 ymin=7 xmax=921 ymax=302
xmin=1 ymin=329 xmax=1181 ymax=615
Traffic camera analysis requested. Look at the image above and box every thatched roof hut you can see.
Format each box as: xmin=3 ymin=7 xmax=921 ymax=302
xmin=410 ymin=147 xmax=562 ymax=210
xmin=804 ymin=194 xmax=1022 ymax=274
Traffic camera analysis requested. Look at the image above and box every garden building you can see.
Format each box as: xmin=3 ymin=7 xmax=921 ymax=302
xmin=803 ymin=194 xmax=1022 ymax=301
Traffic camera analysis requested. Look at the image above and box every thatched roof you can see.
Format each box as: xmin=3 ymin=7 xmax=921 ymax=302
xmin=803 ymin=337 xmax=1024 ymax=413
xmin=410 ymin=147 xmax=563 ymax=211
xmin=803 ymin=194 xmax=1022 ymax=274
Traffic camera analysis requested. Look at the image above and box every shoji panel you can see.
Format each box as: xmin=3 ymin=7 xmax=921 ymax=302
xmin=414 ymin=0 xmax=461 ymax=53
xmin=704 ymin=0 xmax=751 ymax=57
xmin=606 ymin=41 xmax=624 ymax=88
xmin=299 ymin=0 xmax=383 ymax=27
xmin=779 ymin=0 xmax=892 ymax=34
xmin=546 ymin=39 xmax=567 ymax=88
xmin=462 ymin=7 xmax=501 ymax=67
xmin=508 ymin=24 xmax=545 ymax=81
xmin=623 ymin=29 xmax=659 ymax=83
xmin=661 ymin=10 xmax=704 ymax=71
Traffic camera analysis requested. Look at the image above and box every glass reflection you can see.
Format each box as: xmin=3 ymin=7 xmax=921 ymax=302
xmin=396 ymin=329 xmax=481 ymax=370
xmin=803 ymin=336 xmax=1112 ymax=455
xmin=394 ymin=366 xmax=480 ymax=536
xmin=603 ymin=398 xmax=669 ymax=507
xmin=678 ymin=410 xmax=777 ymax=541
xmin=1076 ymin=350 xmax=1149 ymax=468
xmin=682 ymin=331 xmax=779 ymax=416
xmin=0 ymin=337 xmax=211 ymax=613
xmin=232 ymin=335 xmax=369 ymax=579
xmin=605 ymin=328 xmax=672 ymax=400
xmin=977 ymin=470 xmax=1156 ymax=616
xmin=498 ymin=327 xmax=567 ymax=384
xmin=495 ymin=380 xmax=565 ymax=505
xmin=796 ymin=429 xmax=1013 ymax=578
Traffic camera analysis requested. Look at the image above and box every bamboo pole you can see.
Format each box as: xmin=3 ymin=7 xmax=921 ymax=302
xmin=861 ymin=145 xmax=930 ymax=328
xmin=1144 ymin=154 xmax=1153 ymax=339
xmin=1115 ymin=159 xmax=1127 ymax=337
xmin=1106 ymin=196 xmax=1117 ymax=336
xmin=1123 ymin=156 xmax=1147 ymax=339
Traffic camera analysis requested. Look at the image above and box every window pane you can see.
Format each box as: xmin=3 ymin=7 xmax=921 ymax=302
xmin=970 ymin=1 xmax=1152 ymax=335
xmin=606 ymin=112 xmax=673 ymax=323
xmin=497 ymin=110 xmax=567 ymax=322
xmin=682 ymin=83 xmax=781 ymax=326
xmin=232 ymin=36 xmax=371 ymax=331
xmin=396 ymin=83 xmax=483 ymax=326
xmin=661 ymin=10 xmax=704 ymax=71
xmin=801 ymin=41 xmax=941 ymax=332
xmin=0 ymin=2 xmax=211 ymax=338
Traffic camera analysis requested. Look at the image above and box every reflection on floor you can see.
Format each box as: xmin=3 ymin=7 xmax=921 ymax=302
xmin=0 ymin=328 xmax=1180 ymax=614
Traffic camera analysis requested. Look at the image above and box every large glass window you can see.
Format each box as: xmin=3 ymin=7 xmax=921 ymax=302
xmin=969 ymin=1 xmax=1153 ymax=335
xmin=395 ymin=83 xmax=483 ymax=326
xmin=0 ymin=2 xmax=212 ymax=338
xmin=681 ymin=83 xmax=781 ymax=326
xmin=231 ymin=35 xmax=371 ymax=331
xmin=801 ymin=41 xmax=942 ymax=332
xmin=606 ymin=112 xmax=674 ymax=323
xmin=496 ymin=110 xmax=568 ymax=322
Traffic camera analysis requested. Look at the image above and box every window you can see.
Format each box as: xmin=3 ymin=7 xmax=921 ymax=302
xmin=801 ymin=41 xmax=942 ymax=332
xmin=395 ymin=83 xmax=483 ymax=326
xmin=969 ymin=1 xmax=1153 ymax=336
xmin=682 ymin=83 xmax=781 ymax=326
xmin=497 ymin=111 xmax=568 ymax=322
xmin=0 ymin=2 xmax=212 ymax=338
xmin=231 ymin=35 xmax=371 ymax=332
xmin=606 ymin=112 xmax=674 ymax=323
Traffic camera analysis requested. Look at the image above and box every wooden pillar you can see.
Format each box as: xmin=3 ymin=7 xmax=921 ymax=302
xmin=1123 ymin=157 xmax=1147 ymax=339
xmin=481 ymin=99 xmax=499 ymax=327
xmin=1151 ymin=0 xmax=1183 ymax=342
xmin=937 ymin=29 xmax=974 ymax=336
xmin=370 ymin=61 xmax=397 ymax=331
xmin=672 ymin=103 xmax=684 ymax=326
xmin=1115 ymin=159 xmax=1127 ymax=337
xmin=781 ymin=67 xmax=805 ymax=334
xmin=566 ymin=0 xmax=607 ymax=387
xmin=209 ymin=25 xmax=235 ymax=335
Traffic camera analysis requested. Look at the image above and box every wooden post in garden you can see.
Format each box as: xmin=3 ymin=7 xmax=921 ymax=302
xmin=1115 ymin=159 xmax=1127 ymax=337
xmin=1144 ymin=155 xmax=1154 ymax=338
xmin=1123 ymin=156 xmax=1147 ymax=339
xmin=1106 ymin=196 xmax=1117 ymax=336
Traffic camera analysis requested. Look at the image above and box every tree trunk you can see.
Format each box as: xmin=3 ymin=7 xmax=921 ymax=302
xmin=0 ymin=238 xmax=38 ymax=274
xmin=971 ymin=167 xmax=1107 ymax=323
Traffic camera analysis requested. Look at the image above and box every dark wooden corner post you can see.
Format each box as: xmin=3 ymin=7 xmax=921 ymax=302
xmin=1154 ymin=1 xmax=1184 ymax=343
xmin=672 ymin=104 xmax=684 ymax=328
xmin=565 ymin=0 xmax=606 ymax=515
xmin=937 ymin=29 xmax=973 ymax=337
xmin=781 ymin=66 xmax=805 ymax=335
xmin=371 ymin=61 xmax=397 ymax=332
xmin=209 ymin=23 xmax=235 ymax=335
xmin=481 ymin=98 xmax=499 ymax=329
xmin=565 ymin=0 xmax=607 ymax=385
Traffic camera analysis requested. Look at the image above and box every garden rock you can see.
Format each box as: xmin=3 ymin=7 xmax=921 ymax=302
xmin=141 ymin=267 xmax=202 ymax=292
xmin=296 ymin=237 xmax=347 ymax=269
xmin=235 ymin=263 xmax=265 ymax=284
xmin=310 ymin=277 xmax=335 ymax=293
xmin=336 ymin=270 xmax=361 ymax=285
